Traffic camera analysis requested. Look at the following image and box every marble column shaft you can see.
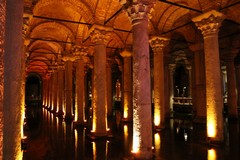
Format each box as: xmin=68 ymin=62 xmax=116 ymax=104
xmin=48 ymin=74 xmax=53 ymax=109
xmin=107 ymin=62 xmax=113 ymax=117
xmin=193 ymin=10 xmax=225 ymax=141
xmin=75 ymin=57 xmax=85 ymax=124
xmin=236 ymin=66 xmax=240 ymax=106
xmin=52 ymin=70 xmax=58 ymax=112
xmin=65 ymin=60 xmax=73 ymax=119
xmin=121 ymin=1 xmax=155 ymax=158
xmin=0 ymin=1 xmax=5 ymax=158
xmin=3 ymin=0 xmax=24 ymax=159
xmin=89 ymin=24 xmax=112 ymax=136
xmin=150 ymin=36 xmax=169 ymax=129
xmin=46 ymin=77 xmax=50 ymax=108
xmin=226 ymin=57 xmax=238 ymax=118
xmin=168 ymin=64 xmax=176 ymax=112
xmin=120 ymin=50 xmax=133 ymax=121
xmin=57 ymin=67 xmax=64 ymax=115
xmin=191 ymin=45 xmax=206 ymax=121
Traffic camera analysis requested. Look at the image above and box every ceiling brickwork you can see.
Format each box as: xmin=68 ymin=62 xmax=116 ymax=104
xmin=23 ymin=0 xmax=240 ymax=76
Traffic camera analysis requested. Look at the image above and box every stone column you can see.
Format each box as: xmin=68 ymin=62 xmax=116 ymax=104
xmin=45 ymin=75 xmax=50 ymax=108
xmin=121 ymin=1 xmax=155 ymax=159
xmin=225 ymin=53 xmax=238 ymax=119
xmin=189 ymin=44 xmax=206 ymax=122
xmin=193 ymin=10 xmax=225 ymax=142
xmin=89 ymin=24 xmax=112 ymax=137
xmin=48 ymin=73 xmax=53 ymax=110
xmin=73 ymin=46 xmax=88 ymax=125
xmin=46 ymin=74 xmax=50 ymax=109
xmin=107 ymin=61 xmax=113 ymax=117
xmin=149 ymin=36 xmax=169 ymax=130
xmin=3 ymin=1 xmax=24 ymax=159
xmin=168 ymin=64 xmax=176 ymax=112
xmin=186 ymin=66 xmax=192 ymax=97
xmin=236 ymin=65 xmax=240 ymax=107
xmin=57 ymin=65 xmax=64 ymax=116
xmin=120 ymin=50 xmax=133 ymax=121
xmin=62 ymin=55 xmax=75 ymax=121
xmin=0 ymin=0 xmax=5 ymax=158
xmin=42 ymin=76 xmax=47 ymax=107
xmin=52 ymin=69 xmax=58 ymax=113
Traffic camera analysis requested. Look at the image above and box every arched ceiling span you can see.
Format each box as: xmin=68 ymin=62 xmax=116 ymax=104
xmin=23 ymin=0 xmax=240 ymax=77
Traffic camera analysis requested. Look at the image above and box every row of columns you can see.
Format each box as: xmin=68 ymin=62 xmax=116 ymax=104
xmin=42 ymin=51 xmax=89 ymax=126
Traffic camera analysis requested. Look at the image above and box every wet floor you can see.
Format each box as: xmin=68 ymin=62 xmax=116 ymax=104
xmin=23 ymin=107 xmax=240 ymax=160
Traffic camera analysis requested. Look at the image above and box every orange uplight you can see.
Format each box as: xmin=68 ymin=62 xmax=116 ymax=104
xmin=208 ymin=148 xmax=217 ymax=160
xmin=132 ymin=116 xmax=141 ymax=154
xmin=154 ymin=109 xmax=160 ymax=127
xmin=207 ymin=105 xmax=217 ymax=138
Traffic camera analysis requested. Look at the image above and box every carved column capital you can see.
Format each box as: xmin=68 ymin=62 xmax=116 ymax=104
xmin=62 ymin=54 xmax=76 ymax=62
xmin=120 ymin=0 xmax=155 ymax=23
xmin=89 ymin=24 xmax=113 ymax=45
xmin=192 ymin=10 xmax=225 ymax=37
xmin=149 ymin=36 xmax=169 ymax=53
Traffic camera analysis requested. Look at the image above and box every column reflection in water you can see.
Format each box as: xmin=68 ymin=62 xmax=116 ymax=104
xmin=123 ymin=123 xmax=133 ymax=157
xmin=56 ymin=117 xmax=64 ymax=159
xmin=154 ymin=133 xmax=161 ymax=157
xmin=208 ymin=148 xmax=217 ymax=160
xmin=74 ymin=127 xmax=86 ymax=159
xmin=92 ymin=140 xmax=108 ymax=160
xmin=65 ymin=122 xmax=74 ymax=160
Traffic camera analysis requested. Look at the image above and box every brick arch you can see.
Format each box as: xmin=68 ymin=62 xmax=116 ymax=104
xmin=30 ymin=22 xmax=75 ymax=42
xmin=33 ymin=0 xmax=95 ymax=24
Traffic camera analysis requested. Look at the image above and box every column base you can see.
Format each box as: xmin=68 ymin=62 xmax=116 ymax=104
xmin=57 ymin=111 xmax=64 ymax=117
xmin=131 ymin=150 xmax=153 ymax=160
xmin=121 ymin=117 xmax=133 ymax=122
xmin=73 ymin=120 xmax=88 ymax=127
xmin=87 ymin=130 xmax=113 ymax=140
xmin=153 ymin=125 xmax=165 ymax=132
xmin=64 ymin=115 xmax=74 ymax=122
xmin=207 ymin=137 xmax=224 ymax=147
xmin=50 ymin=109 xmax=56 ymax=114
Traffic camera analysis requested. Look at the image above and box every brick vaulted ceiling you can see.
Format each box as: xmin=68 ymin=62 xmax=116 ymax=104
xmin=23 ymin=0 xmax=240 ymax=76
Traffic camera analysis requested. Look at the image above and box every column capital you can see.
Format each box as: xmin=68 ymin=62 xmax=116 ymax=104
xmin=72 ymin=45 xmax=88 ymax=58
xmin=120 ymin=50 xmax=132 ymax=57
xmin=57 ymin=65 xmax=65 ymax=71
xmin=62 ymin=54 xmax=76 ymax=62
xmin=89 ymin=24 xmax=113 ymax=45
xmin=192 ymin=10 xmax=225 ymax=37
xmin=120 ymin=0 xmax=155 ymax=23
xmin=149 ymin=36 xmax=169 ymax=53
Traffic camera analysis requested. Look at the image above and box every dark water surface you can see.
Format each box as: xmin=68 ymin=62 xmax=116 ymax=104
xmin=23 ymin=107 xmax=240 ymax=160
